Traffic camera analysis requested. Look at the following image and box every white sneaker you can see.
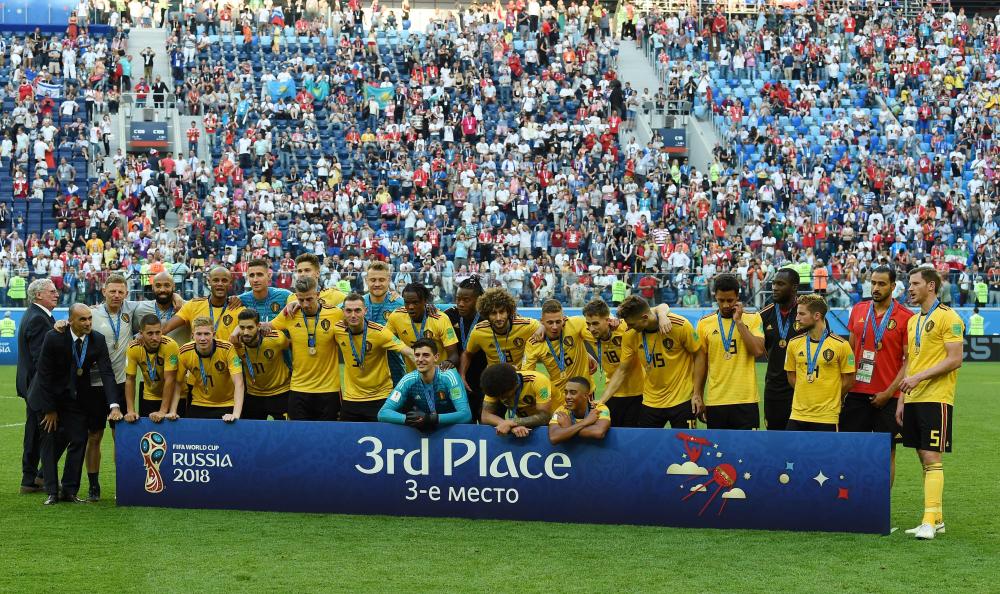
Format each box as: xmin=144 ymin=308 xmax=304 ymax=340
xmin=912 ymin=523 xmax=937 ymax=540
xmin=905 ymin=522 xmax=945 ymax=535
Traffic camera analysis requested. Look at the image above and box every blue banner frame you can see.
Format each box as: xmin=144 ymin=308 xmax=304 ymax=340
xmin=115 ymin=420 xmax=890 ymax=534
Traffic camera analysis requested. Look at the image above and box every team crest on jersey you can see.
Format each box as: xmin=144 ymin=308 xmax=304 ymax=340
xmin=888 ymin=319 xmax=897 ymax=330
xmin=214 ymin=361 xmax=227 ymax=372
xmin=122 ymin=312 xmax=131 ymax=323
xmin=264 ymin=349 xmax=274 ymax=359
xmin=563 ymin=336 xmax=574 ymax=348
xmin=823 ymin=349 xmax=835 ymax=362
xmin=612 ymin=335 xmax=622 ymax=347
xmin=513 ymin=337 xmax=525 ymax=348
xmin=924 ymin=320 xmax=935 ymax=332
xmin=365 ymin=341 xmax=373 ymax=353
xmin=321 ymin=319 xmax=332 ymax=331
xmin=223 ymin=315 xmax=234 ymax=325
xmin=271 ymin=302 xmax=281 ymax=314
xmin=156 ymin=356 xmax=164 ymax=366
xmin=663 ymin=337 xmax=675 ymax=351
xmin=437 ymin=390 xmax=448 ymax=401
xmin=423 ymin=330 xmax=434 ymax=339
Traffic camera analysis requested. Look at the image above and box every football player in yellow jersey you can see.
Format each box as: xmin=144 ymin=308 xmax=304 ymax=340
xmin=460 ymin=288 xmax=540 ymax=390
xmin=480 ymin=363 xmax=552 ymax=438
xmin=694 ymin=274 xmax=766 ymax=429
xmin=603 ymin=296 xmax=701 ymax=428
xmin=271 ymin=275 xmax=345 ymax=421
xmin=783 ymin=295 xmax=856 ymax=432
xmin=581 ymin=298 xmax=673 ymax=427
xmin=898 ymin=267 xmax=964 ymax=540
xmin=173 ymin=317 xmax=243 ymax=422
xmin=335 ymin=293 xmax=416 ymax=422
xmin=123 ymin=314 xmax=179 ymax=422
xmin=548 ymin=377 xmax=611 ymax=444
xmin=521 ymin=299 xmax=596 ymax=414
xmin=287 ymin=253 xmax=347 ymax=307
xmin=234 ymin=310 xmax=291 ymax=420
xmin=163 ymin=266 xmax=245 ymax=342
xmin=387 ymin=282 xmax=459 ymax=371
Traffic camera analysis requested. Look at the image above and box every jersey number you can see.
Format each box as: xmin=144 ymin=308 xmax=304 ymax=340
xmin=605 ymin=351 xmax=620 ymax=364
xmin=650 ymin=353 xmax=666 ymax=368
xmin=203 ymin=375 xmax=214 ymax=388
xmin=252 ymin=363 xmax=265 ymax=376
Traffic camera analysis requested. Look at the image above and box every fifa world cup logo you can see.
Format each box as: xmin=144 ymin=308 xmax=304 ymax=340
xmin=140 ymin=432 xmax=167 ymax=494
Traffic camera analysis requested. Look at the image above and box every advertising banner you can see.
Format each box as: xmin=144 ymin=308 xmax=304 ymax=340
xmin=116 ymin=420 xmax=891 ymax=534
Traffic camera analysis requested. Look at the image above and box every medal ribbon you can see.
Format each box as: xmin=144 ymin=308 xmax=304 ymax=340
xmin=459 ymin=313 xmax=479 ymax=350
xmin=776 ymin=306 xmax=792 ymax=342
xmin=545 ymin=333 xmax=566 ymax=372
xmin=861 ymin=300 xmax=895 ymax=348
xmin=348 ymin=322 xmax=369 ymax=367
xmin=104 ymin=305 xmax=122 ymax=346
xmin=717 ymin=312 xmax=736 ymax=355
xmin=208 ymin=301 xmax=228 ymax=332
xmin=74 ymin=335 xmax=89 ymax=374
xmin=422 ymin=370 xmax=438 ymax=414
xmin=805 ymin=332 xmax=827 ymax=379
xmin=144 ymin=346 xmax=160 ymax=382
xmin=914 ymin=299 xmax=939 ymax=352
xmin=302 ymin=306 xmax=321 ymax=350
xmin=641 ymin=331 xmax=655 ymax=365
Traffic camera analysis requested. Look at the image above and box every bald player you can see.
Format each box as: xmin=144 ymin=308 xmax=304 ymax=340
xmin=163 ymin=266 xmax=245 ymax=342
xmin=133 ymin=271 xmax=191 ymax=344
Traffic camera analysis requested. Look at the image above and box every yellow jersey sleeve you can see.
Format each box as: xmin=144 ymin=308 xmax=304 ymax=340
xmin=435 ymin=313 xmax=459 ymax=348
xmin=125 ymin=343 xmax=140 ymax=376
xmin=176 ymin=298 xmax=202 ymax=322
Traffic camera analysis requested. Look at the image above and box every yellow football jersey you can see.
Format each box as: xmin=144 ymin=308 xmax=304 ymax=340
xmin=386 ymin=308 xmax=458 ymax=371
xmin=696 ymin=312 xmax=764 ymax=406
xmin=581 ymin=319 xmax=646 ymax=399
xmin=334 ymin=320 xmax=405 ymax=402
xmin=549 ymin=403 xmax=611 ymax=425
xmin=784 ymin=334 xmax=856 ymax=424
xmin=176 ymin=340 xmax=242 ymax=407
xmin=233 ymin=331 xmax=291 ymax=397
xmin=125 ymin=336 xmax=180 ymax=400
xmin=521 ymin=316 xmax=590 ymax=412
xmin=621 ymin=314 xmax=701 ymax=409
xmin=465 ymin=316 xmax=541 ymax=367
xmin=176 ymin=298 xmax=245 ymax=342
xmin=271 ymin=304 xmax=344 ymax=394
xmin=483 ymin=370 xmax=552 ymax=419
xmin=286 ymin=288 xmax=347 ymax=308
xmin=905 ymin=305 xmax=963 ymax=405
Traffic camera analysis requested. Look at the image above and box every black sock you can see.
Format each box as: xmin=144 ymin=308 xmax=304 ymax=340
xmin=88 ymin=472 xmax=100 ymax=487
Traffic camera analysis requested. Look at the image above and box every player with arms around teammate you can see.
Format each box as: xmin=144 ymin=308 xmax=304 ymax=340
xmin=480 ymin=363 xmax=552 ymax=438
xmin=898 ymin=267 xmax=964 ymax=540
xmin=521 ymin=299 xmax=597 ymax=414
xmin=581 ymin=298 xmax=645 ymax=427
xmin=173 ymin=317 xmax=244 ymax=422
xmin=163 ymin=266 xmax=245 ymax=342
xmin=271 ymin=275 xmax=344 ymax=421
xmin=460 ymin=288 xmax=540 ymax=391
xmin=379 ymin=338 xmax=472 ymax=430
xmin=334 ymin=293 xmax=417 ymax=422
xmin=364 ymin=261 xmax=406 ymax=383
xmin=843 ymin=265 xmax=913 ymax=485
xmin=602 ymin=296 xmax=701 ymax=428
xmin=234 ymin=310 xmax=291 ymax=420
xmin=123 ymin=314 xmax=179 ymax=423
xmin=760 ymin=268 xmax=806 ymax=430
xmin=783 ymin=295 xmax=855 ymax=431
xmin=548 ymin=377 xmax=611 ymax=444
xmin=290 ymin=253 xmax=346 ymax=307
xmin=694 ymin=274 xmax=766 ymax=429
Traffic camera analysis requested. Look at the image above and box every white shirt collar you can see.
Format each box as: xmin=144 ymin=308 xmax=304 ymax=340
xmin=35 ymin=303 xmax=53 ymax=318
xmin=70 ymin=329 xmax=85 ymax=343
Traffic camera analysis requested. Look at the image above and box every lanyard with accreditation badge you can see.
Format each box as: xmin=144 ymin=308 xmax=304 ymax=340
xmin=856 ymin=300 xmax=895 ymax=384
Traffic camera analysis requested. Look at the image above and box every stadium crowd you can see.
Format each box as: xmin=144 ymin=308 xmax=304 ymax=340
xmin=0 ymin=0 xmax=996 ymax=312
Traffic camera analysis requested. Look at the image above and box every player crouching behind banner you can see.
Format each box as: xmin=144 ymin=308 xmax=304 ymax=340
xmin=548 ymin=377 xmax=611 ymax=444
xmin=379 ymin=338 xmax=472 ymax=430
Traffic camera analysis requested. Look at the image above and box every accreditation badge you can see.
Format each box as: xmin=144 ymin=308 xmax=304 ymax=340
xmin=855 ymin=349 xmax=875 ymax=384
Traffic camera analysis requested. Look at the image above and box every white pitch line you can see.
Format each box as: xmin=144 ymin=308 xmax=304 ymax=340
xmin=0 ymin=423 xmax=22 ymax=428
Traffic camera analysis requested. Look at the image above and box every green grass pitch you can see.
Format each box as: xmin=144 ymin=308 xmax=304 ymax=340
xmin=0 ymin=364 xmax=997 ymax=592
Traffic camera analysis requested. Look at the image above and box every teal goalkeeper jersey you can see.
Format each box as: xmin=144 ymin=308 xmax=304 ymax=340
xmin=379 ymin=369 xmax=472 ymax=426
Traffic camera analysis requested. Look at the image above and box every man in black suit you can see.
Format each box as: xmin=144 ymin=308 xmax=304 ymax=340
xmin=16 ymin=279 xmax=60 ymax=494
xmin=28 ymin=304 xmax=121 ymax=505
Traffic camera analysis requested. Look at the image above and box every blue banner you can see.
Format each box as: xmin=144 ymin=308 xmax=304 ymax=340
xmin=115 ymin=420 xmax=890 ymax=534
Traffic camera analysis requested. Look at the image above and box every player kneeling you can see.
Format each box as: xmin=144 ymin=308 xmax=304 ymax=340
xmin=480 ymin=363 xmax=552 ymax=438
xmin=548 ymin=377 xmax=610 ymax=444
xmin=379 ymin=338 xmax=472 ymax=430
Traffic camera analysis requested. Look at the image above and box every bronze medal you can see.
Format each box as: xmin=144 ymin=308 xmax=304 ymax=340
xmin=77 ymin=368 xmax=83 ymax=376
xmin=807 ymin=372 xmax=815 ymax=383
xmin=309 ymin=347 xmax=317 ymax=356
xmin=778 ymin=339 xmax=787 ymax=348
xmin=724 ymin=351 xmax=733 ymax=360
